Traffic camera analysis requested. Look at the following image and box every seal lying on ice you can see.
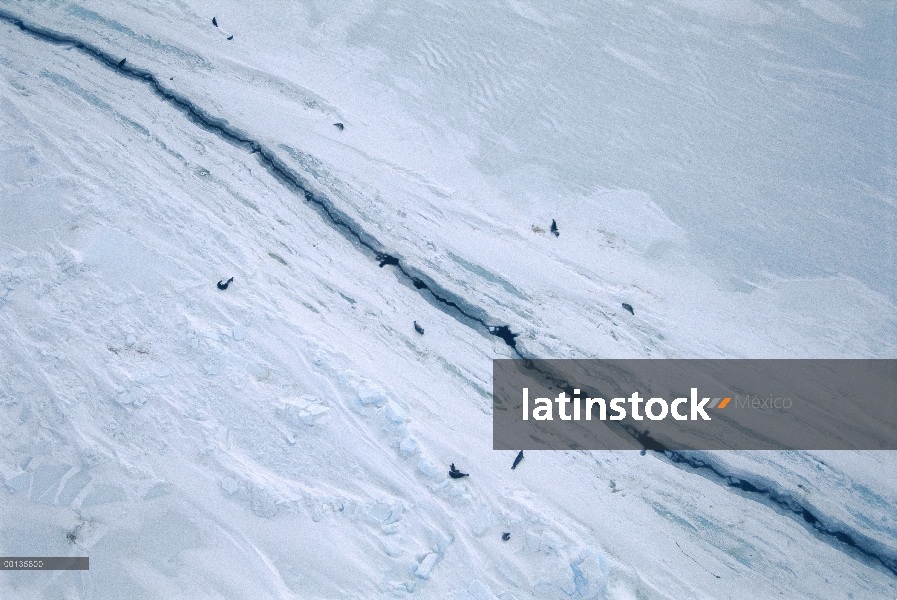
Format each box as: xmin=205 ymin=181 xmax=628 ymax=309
xmin=376 ymin=253 xmax=399 ymax=268
xmin=489 ymin=325 xmax=518 ymax=348
xmin=449 ymin=463 xmax=468 ymax=479
xmin=217 ymin=277 xmax=234 ymax=290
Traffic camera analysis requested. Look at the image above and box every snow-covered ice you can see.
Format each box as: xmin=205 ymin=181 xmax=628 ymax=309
xmin=0 ymin=0 xmax=895 ymax=598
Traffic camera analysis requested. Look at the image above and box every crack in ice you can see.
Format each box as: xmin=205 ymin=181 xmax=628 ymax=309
xmin=0 ymin=8 xmax=526 ymax=351
xmin=517 ymin=359 xmax=897 ymax=579
xmin=4 ymin=8 xmax=893 ymax=580
xmin=641 ymin=441 xmax=897 ymax=578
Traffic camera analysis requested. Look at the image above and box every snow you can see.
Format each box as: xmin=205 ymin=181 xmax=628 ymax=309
xmin=0 ymin=0 xmax=895 ymax=598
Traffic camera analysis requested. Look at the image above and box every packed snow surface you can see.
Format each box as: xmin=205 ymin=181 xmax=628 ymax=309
xmin=1 ymin=0 xmax=895 ymax=598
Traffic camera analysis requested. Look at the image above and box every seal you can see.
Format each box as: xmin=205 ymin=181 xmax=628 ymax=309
xmin=489 ymin=325 xmax=518 ymax=348
xmin=217 ymin=277 xmax=234 ymax=290
xmin=376 ymin=253 xmax=399 ymax=268
xmin=448 ymin=463 xmax=469 ymax=479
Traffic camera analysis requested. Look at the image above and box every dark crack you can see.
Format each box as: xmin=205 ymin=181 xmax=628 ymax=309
xmin=0 ymin=8 xmax=526 ymax=352
xmin=515 ymin=358 xmax=897 ymax=579
xmin=642 ymin=437 xmax=897 ymax=578
xmin=6 ymin=8 xmax=891 ymax=581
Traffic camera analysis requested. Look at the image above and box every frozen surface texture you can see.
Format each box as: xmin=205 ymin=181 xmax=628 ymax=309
xmin=0 ymin=1 xmax=895 ymax=598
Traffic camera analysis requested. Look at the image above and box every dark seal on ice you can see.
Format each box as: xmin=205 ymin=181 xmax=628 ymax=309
xmin=117 ymin=58 xmax=126 ymax=68
xmin=333 ymin=122 xmax=344 ymax=130
xmin=622 ymin=303 xmax=634 ymax=315
xmin=449 ymin=463 xmax=468 ymax=479
xmin=414 ymin=321 xmax=425 ymax=335
xmin=212 ymin=17 xmax=218 ymax=27
xmin=550 ymin=219 xmax=559 ymax=237
xmin=217 ymin=277 xmax=234 ymax=290
xmin=489 ymin=325 xmax=518 ymax=348
xmin=502 ymin=532 xmax=511 ymax=541
xmin=376 ymin=253 xmax=399 ymax=268
xmin=511 ymin=450 xmax=524 ymax=470
xmin=227 ymin=35 xmax=233 ymax=40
